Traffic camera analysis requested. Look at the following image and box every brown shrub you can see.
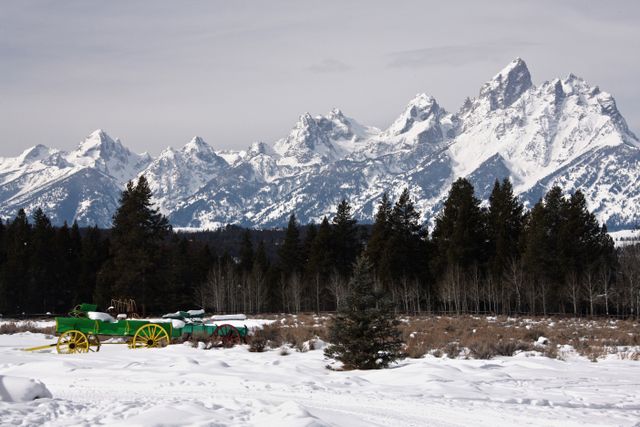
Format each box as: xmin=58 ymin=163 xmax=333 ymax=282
xmin=247 ymin=334 xmax=267 ymax=352
xmin=404 ymin=336 xmax=430 ymax=359
xmin=0 ymin=321 xmax=55 ymax=335
xmin=445 ymin=342 xmax=461 ymax=358
xmin=469 ymin=341 xmax=496 ymax=359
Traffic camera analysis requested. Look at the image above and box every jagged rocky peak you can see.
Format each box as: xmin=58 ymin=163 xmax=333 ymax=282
xmin=70 ymin=129 xmax=155 ymax=171
xmin=542 ymin=73 xmax=637 ymax=142
xmin=247 ymin=141 xmax=273 ymax=157
xmin=318 ymin=108 xmax=377 ymax=142
xmin=478 ymin=57 xmax=532 ymax=110
xmin=317 ymin=108 xmax=351 ymax=137
xmin=73 ymin=129 xmax=127 ymax=158
xmin=66 ymin=129 xmax=151 ymax=185
xmin=273 ymin=112 xmax=335 ymax=162
xmin=182 ymin=136 xmax=216 ymax=157
xmin=386 ymin=93 xmax=444 ymax=136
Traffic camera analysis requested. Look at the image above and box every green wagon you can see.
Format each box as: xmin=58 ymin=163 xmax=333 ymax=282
xmin=54 ymin=316 xmax=177 ymax=354
xmin=25 ymin=305 xmax=249 ymax=354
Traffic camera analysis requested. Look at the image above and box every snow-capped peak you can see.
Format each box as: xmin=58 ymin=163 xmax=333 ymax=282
xmin=182 ymin=136 xmax=220 ymax=159
xmin=3 ymin=58 xmax=640 ymax=231
xmin=385 ymin=93 xmax=443 ymax=136
xmin=17 ymin=144 xmax=55 ymax=165
xmin=479 ymin=57 xmax=532 ymax=110
xmin=70 ymin=129 xmax=127 ymax=161
xmin=273 ymin=112 xmax=336 ymax=165
xmin=66 ymin=129 xmax=151 ymax=184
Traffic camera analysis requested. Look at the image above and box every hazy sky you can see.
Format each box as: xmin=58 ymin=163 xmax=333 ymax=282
xmin=1 ymin=1 xmax=639 ymax=156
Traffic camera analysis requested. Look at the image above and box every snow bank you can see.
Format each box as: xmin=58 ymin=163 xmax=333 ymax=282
xmin=0 ymin=375 xmax=52 ymax=402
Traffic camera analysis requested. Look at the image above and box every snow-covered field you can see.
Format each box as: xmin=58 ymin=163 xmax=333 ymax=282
xmin=1 ymin=330 xmax=639 ymax=426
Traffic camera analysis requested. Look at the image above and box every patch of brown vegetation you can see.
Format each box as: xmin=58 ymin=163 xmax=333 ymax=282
xmin=0 ymin=321 xmax=55 ymax=335
xmin=396 ymin=315 xmax=640 ymax=361
xmin=244 ymin=314 xmax=638 ymax=361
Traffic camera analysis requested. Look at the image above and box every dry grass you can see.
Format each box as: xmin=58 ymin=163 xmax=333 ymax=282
xmin=398 ymin=315 xmax=640 ymax=361
xmin=245 ymin=313 xmax=329 ymax=353
xmin=245 ymin=314 xmax=639 ymax=361
xmin=0 ymin=321 xmax=55 ymax=335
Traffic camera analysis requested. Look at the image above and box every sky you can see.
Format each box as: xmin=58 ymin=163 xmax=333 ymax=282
xmin=1 ymin=0 xmax=639 ymax=156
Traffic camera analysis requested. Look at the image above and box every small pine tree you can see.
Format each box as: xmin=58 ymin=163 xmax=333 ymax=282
xmin=324 ymin=254 xmax=404 ymax=370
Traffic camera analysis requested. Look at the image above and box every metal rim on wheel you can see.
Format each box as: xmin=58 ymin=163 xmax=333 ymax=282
xmin=57 ymin=330 xmax=90 ymax=354
xmin=131 ymin=324 xmax=170 ymax=349
xmin=215 ymin=324 xmax=241 ymax=348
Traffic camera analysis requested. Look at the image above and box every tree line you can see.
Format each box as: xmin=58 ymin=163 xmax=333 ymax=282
xmin=1 ymin=175 xmax=639 ymax=318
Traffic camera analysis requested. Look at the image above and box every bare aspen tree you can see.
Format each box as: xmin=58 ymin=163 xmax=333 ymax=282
xmin=505 ymin=257 xmax=525 ymax=314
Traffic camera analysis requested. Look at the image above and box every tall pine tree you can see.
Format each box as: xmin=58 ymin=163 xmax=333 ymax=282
xmin=97 ymin=175 xmax=171 ymax=314
xmin=331 ymin=200 xmax=359 ymax=278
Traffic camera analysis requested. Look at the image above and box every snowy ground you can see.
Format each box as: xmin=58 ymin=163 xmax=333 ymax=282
xmin=1 ymin=332 xmax=639 ymax=426
xmin=610 ymin=229 xmax=640 ymax=247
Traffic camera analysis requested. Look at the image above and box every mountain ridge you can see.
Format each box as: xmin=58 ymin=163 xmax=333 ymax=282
xmin=1 ymin=58 xmax=638 ymax=230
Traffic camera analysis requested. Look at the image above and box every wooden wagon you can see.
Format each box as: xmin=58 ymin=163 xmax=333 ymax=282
xmin=25 ymin=305 xmax=249 ymax=354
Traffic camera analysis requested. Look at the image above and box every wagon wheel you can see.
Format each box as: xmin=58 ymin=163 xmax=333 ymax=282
xmin=87 ymin=333 xmax=101 ymax=352
xmin=215 ymin=324 xmax=241 ymax=348
xmin=131 ymin=324 xmax=170 ymax=349
xmin=57 ymin=330 xmax=90 ymax=354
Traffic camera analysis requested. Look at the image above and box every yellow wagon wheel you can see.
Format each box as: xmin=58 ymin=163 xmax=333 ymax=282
xmin=87 ymin=333 xmax=101 ymax=352
xmin=131 ymin=324 xmax=170 ymax=349
xmin=57 ymin=330 xmax=90 ymax=354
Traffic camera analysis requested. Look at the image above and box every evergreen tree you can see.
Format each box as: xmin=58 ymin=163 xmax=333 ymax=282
xmin=253 ymin=240 xmax=269 ymax=274
xmin=1 ymin=210 xmax=31 ymax=313
xmin=97 ymin=175 xmax=171 ymax=313
xmin=487 ymin=178 xmax=524 ymax=280
xmin=383 ymin=188 xmax=425 ymax=280
xmin=51 ymin=221 xmax=82 ymax=312
xmin=542 ymin=186 xmax=567 ymax=288
xmin=365 ymin=193 xmax=393 ymax=272
xmin=331 ymin=199 xmax=359 ymax=277
xmin=81 ymin=226 xmax=107 ymax=305
xmin=324 ymin=254 xmax=404 ymax=369
xmin=432 ymin=178 xmax=486 ymax=272
xmin=66 ymin=222 xmax=83 ymax=306
xmin=29 ymin=208 xmax=56 ymax=312
xmin=302 ymin=222 xmax=317 ymax=267
xmin=239 ymin=229 xmax=254 ymax=273
xmin=278 ymin=214 xmax=302 ymax=276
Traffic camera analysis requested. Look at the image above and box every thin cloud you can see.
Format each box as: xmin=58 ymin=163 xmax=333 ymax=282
xmin=387 ymin=41 xmax=539 ymax=68
xmin=307 ymin=58 xmax=351 ymax=74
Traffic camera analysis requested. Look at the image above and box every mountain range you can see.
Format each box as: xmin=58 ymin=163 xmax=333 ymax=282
xmin=1 ymin=58 xmax=638 ymax=230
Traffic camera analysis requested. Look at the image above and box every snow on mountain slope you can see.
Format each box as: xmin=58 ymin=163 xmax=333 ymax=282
xmin=273 ymin=109 xmax=379 ymax=169
xmin=450 ymin=59 xmax=638 ymax=193
xmin=66 ymin=129 xmax=151 ymax=185
xmin=143 ymin=136 xmax=229 ymax=214
xmin=1 ymin=58 xmax=639 ymax=230
xmin=0 ymin=131 xmax=150 ymax=227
